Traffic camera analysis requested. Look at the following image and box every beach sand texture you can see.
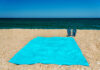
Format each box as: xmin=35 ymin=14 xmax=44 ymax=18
xmin=0 ymin=29 xmax=100 ymax=70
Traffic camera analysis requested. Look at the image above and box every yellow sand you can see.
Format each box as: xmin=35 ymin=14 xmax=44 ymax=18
xmin=0 ymin=29 xmax=100 ymax=70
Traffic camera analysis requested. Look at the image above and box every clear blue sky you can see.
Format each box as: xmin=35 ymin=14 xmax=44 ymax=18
xmin=0 ymin=0 xmax=100 ymax=18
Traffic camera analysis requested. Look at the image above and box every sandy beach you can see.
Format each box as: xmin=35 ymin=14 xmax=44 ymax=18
xmin=0 ymin=29 xmax=100 ymax=70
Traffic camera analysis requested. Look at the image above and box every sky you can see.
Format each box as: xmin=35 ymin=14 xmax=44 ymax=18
xmin=0 ymin=0 xmax=100 ymax=18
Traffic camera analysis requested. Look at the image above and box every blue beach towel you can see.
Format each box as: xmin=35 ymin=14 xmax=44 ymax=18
xmin=9 ymin=37 xmax=89 ymax=66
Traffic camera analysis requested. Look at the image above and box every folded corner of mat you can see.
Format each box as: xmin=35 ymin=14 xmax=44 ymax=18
xmin=9 ymin=37 xmax=89 ymax=66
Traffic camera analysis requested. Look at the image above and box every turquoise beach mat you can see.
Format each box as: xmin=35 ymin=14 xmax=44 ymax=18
xmin=9 ymin=37 xmax=89 ymax=66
